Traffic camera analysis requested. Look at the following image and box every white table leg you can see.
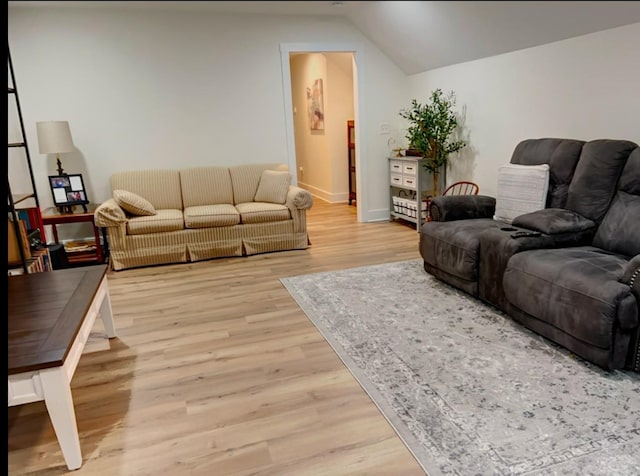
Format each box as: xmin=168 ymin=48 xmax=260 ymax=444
xmin=40 ymin=367 xmax=82 ymax=470
xmin=100 ymin=280 xmax=117 ymax=338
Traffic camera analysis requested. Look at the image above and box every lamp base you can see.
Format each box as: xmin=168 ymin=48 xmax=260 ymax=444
xmin=56 ymin=156 xmax=66 ymax=176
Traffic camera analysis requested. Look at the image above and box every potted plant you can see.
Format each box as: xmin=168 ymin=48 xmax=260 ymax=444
xmin=399 ymin=89 xmax=466 ymax=195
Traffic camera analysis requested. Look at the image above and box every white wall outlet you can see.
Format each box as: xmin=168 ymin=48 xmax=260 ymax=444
xmin=379 ymin=122 xmax=391 ymax=135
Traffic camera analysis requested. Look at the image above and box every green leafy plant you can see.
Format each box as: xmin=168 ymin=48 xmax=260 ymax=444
xmin=399 ymin=89 xmax=467 ymax=174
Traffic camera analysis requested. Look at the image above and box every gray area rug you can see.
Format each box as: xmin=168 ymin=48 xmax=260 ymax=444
xmin=280 ymin=259 xmax=640 ymax=476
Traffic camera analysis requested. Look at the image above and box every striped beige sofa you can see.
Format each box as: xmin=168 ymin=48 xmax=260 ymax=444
xmin=94 ymin=163 xmax=313 ymax=271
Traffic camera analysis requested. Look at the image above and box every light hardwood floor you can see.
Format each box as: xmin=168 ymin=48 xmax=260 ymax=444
xmin=8 ymin=200 xmax=427 ymax=475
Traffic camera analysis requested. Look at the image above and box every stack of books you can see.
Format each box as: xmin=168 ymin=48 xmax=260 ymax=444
xmin=8 ymin=246 xmax=51 ymax=275
xmin=64 ymin=240 xmax=97 ymax=264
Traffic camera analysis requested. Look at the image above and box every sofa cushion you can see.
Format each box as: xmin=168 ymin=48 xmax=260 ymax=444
xmin=113 ymin=189 xmax=157 ymax=216
xmin=504 ymin=247 xmax=637 ymax=349
xmin=229 ymin=163 xmax=288 ymax=205
xmin=126 ymin=209 xmax=184 ymax=235
xmin=111 ymin=169 xmax=183 ymax=210
xmin=510 ymin=138 xmax=584 ymax=209
xmin=254 ymin=170 xmax=291 ymax=204
xmin=565 ymin=139 xmax=637 ymax=224
xmin=493 ymin=163 xmax=549 ymax=224
xmin=180 ymin=166 xmax=234 ymax=207
xmin=184 ymin=204 xmax=240 ymax=228
xmin=236 ymin=202 xmax=291 ymax=224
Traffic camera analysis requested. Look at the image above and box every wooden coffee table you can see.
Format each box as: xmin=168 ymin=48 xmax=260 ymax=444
xmin=8 ymin=265 xmax=116 ymax=470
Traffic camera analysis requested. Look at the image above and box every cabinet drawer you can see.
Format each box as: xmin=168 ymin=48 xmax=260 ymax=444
xmin=402 ymin=163 xmax=418 ymax=176
xmin=390 ymin=174 xmax=403 ymax=186
xmin=389 ymin=160 xmax=403 ymax=174
xmin=402 ymin=176 xmax=417 ymax=189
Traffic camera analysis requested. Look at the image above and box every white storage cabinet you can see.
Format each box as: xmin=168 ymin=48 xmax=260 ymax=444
xmin=389 ymin=156 xmax=432 ymax=231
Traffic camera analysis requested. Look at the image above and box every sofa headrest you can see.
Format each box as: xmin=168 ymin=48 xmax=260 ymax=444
xmin=619 ymin=147 xmax=640 ymax=195
xmin=510 ymin=138 xmax=585 ymax=209
xmin=180 ymin=166 xmax=233 ymax=207
xmin=592 ymin=146 xmax=640 ymax=257
xmin=111 ymin=169 xmax=183 ymax=210
xmin=566 ymin=139 xmax=638 ymax=224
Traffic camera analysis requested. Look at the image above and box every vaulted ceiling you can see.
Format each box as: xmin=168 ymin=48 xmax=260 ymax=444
xmin=9 ymin=1 xmax=640 ymax=74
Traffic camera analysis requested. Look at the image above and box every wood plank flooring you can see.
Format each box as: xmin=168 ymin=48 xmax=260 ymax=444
xmin=8 ymin=200 xmax=427 ymax=475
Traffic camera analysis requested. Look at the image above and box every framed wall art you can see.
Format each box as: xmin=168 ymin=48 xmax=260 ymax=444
xmin=307 ymin=78 xmax=325 ymax=131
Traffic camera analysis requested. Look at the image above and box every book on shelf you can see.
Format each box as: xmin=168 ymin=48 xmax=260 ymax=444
xmin=8 ymin=258 xmax=41 ymax=275
xmin=8 ymin=218 xmax=31 ymax=266
xmin=31 ymin=247 xmax=52 ymax=272
xmin=8 ymin=267 xmax=25 ymax=276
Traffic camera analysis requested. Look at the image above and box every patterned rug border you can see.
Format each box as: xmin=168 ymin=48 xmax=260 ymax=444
xmin=280 ymin=260 xmax=438 ymax=475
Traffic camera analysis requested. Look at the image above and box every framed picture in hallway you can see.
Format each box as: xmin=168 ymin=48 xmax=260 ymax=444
xmin=307 ymin=78 xmax=325 ymax=131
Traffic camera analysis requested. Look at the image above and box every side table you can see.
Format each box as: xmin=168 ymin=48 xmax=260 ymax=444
xmin=41 ymin=204 xmax=107 ymax=265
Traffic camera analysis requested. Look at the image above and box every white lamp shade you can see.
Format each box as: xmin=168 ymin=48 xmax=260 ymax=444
xmin=36 ymin=121 xmax=75 ymax=154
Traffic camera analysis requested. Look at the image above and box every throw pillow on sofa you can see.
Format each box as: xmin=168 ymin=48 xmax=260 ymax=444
xmin=254 ymin=170 xmax=291 ymax=204
xmin=113 ymin=189 xmax=157 ymax=216
xmin=493 ymin=163 xmax=550 ymax=224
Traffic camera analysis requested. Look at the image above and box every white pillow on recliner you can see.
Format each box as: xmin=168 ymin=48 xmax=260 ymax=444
xmin=493 ymin=164 xmax=550 ymax=224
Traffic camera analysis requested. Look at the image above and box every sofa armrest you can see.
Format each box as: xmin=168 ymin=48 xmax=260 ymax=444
xmin=430 ymin=195 xmax=496 ymax=222
xmin=621 ymin=255 xmax=640 ymax=371
xmin=94 ymin=199 xmax=128 ymax=227
xmin=621 ymin=254 xmax=640 ymax=296
xmin=512 ymin=209 xmax=596 ymax=235
xmin=286 ymin=186 xmax=313 ymax=210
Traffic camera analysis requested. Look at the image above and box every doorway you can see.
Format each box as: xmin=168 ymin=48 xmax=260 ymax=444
xmin=280 ymin=43 xmax=363 ymax=222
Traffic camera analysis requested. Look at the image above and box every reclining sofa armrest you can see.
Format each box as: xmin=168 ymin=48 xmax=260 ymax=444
xmin=512 ymin=209 xmax=596 ymax=235
xmin=430 ymin=195 xmax=496 ymax=222
xmin=286 ymin=186 xmax=313 ymax=210
xmin=621 ymin=254 xmax=640 ymax=372
xmin=622 ymin=254 xmax=640 ymax=297
xmin=94 ymin=199 xmax=128 ymax=228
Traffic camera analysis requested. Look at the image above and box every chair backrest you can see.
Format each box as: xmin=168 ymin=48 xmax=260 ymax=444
xmin=442 ymin=181 xmax=479 ymax=196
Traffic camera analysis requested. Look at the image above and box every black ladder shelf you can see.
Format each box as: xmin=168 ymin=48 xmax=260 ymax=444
xmin=8 ymin=44 xmax=44 ymax=274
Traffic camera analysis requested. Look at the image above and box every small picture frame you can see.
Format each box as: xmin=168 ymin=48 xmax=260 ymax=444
xmin=49 ymin=173 xmax=89 ymax=211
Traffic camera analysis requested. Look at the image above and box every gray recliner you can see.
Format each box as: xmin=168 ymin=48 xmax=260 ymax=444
xmin=420 ymin=138 xmax=585 ymax=296
xmin=504 ymin=147 xmax=640 ymax=370
xmin=419 ymin=138 xmax=639 ymax=371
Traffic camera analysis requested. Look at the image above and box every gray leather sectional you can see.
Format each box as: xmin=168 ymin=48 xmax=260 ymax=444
xmin=419 ymin=138 xmax=639 ymax=371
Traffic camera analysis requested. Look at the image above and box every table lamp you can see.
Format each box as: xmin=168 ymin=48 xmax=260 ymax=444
xmin=36 ymin=121 xmax=75 ymax=175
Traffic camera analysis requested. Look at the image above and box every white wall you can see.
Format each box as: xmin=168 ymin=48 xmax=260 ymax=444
xmin=405 ymin=22 xmax=640 ymax=197
xmin=13 ymin=6 xmax=632 ymax=240
xmin=291 ymin=53 xmax=354 ymax=203
xmin=8 ymin=6 xmax=408 ymax=239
